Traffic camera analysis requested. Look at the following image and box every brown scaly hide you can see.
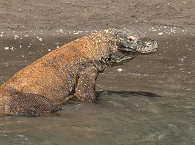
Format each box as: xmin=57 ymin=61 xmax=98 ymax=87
xmin=0 ymin=29 xmax=118 ymax=116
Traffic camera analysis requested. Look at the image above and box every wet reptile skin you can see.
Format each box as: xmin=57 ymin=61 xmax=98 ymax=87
xmin=0 ymin=29 xmax=158 ymax=116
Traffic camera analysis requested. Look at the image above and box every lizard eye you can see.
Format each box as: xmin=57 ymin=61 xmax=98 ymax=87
xmin=127 ymin=36 xmax=137 ymax=41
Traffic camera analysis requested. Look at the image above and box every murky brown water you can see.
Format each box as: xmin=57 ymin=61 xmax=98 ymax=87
xmin=0 ymin=32 xmax=194 ymax=145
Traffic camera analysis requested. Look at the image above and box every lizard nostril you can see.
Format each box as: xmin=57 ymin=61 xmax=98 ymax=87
xmin=146 ymin=42 xmax=152 ymax=46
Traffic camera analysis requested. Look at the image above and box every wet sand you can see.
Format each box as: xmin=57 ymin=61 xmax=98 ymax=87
xmin=0 ymin=0 xmax=195 ymax=145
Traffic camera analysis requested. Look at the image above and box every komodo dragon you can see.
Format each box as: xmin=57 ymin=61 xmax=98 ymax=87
xmin=0 ymin=28 xmax=158 ymax=116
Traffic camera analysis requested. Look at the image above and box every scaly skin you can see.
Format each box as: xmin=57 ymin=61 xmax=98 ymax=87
xmin=0 ymin=28 xmax=158 ymax=116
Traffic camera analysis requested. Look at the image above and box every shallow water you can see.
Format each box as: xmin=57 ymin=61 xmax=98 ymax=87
xmin=0 ymin=35 xmax=195 ymax=145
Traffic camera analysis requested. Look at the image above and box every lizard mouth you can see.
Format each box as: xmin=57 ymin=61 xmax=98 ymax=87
xmin=118 ymin=38 xmax=158 ymax=55
xmin=113 ymin=38 xmax=158 ymax=65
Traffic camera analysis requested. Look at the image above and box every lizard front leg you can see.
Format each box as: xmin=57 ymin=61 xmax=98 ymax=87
xmin=74 ymin=64 xmax=99 ymax=103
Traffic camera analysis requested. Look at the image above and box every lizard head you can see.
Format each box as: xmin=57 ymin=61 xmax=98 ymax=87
xmin=106 ymin=29 xmax=158 ymax=65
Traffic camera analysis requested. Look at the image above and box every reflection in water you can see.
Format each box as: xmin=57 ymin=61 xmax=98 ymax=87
xmin=0 ymin=36 xmax=195 ymax=145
